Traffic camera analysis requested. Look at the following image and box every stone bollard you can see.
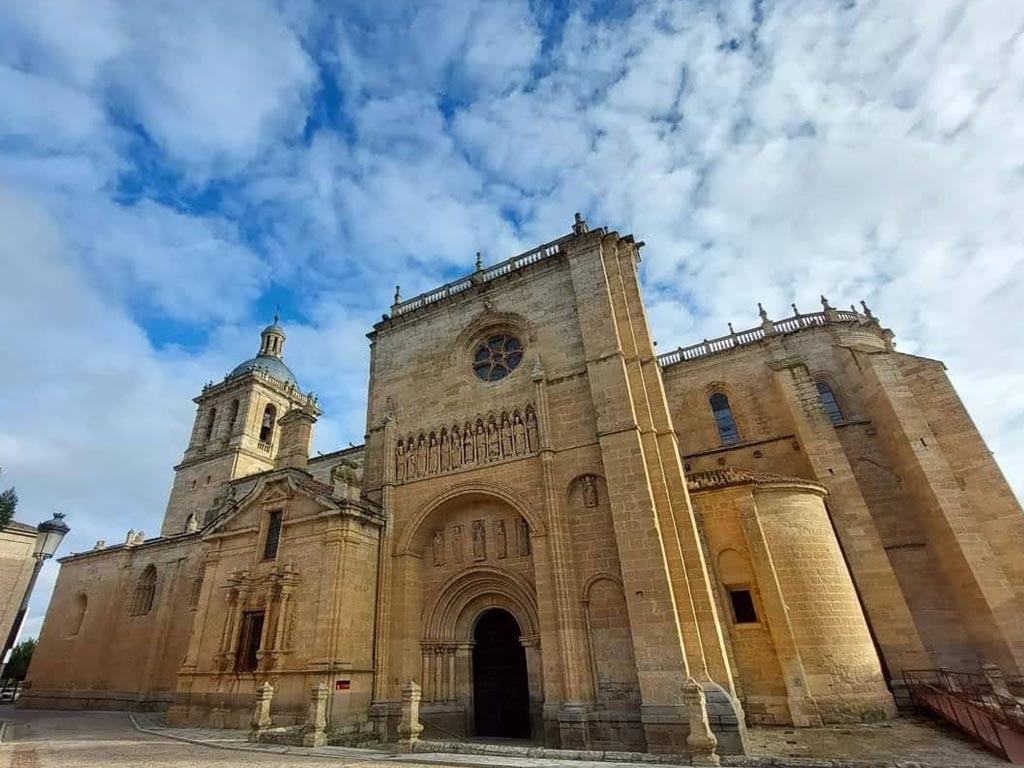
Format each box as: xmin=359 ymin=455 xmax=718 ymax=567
xmin=249 ymin=681 xmax=274 ymax=740
xmin=397 ymin=680 xmax=424 ymax=753
xmin=302 ymin=683 xmax=329 ymax=747
xmin=683 ymin=678 xmax=720 ymax=766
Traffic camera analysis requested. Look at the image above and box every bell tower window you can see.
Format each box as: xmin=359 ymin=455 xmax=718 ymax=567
xmin=259 ymin=404 xmax=277 ymax=444
xmin=204 ymin=408 xmax=217 ymax=442
xmin=227 ymin=399 xmax=240 ymax=433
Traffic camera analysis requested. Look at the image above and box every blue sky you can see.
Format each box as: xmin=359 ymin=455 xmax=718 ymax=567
xmin=1 ymin=0 xmax=1022 ymax=638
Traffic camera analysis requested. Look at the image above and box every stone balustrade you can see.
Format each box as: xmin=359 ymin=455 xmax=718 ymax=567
xmin=657 ymin=303 xmax=874 ymax=368
xmin=389 ymin=234 xmax=574 ymax=319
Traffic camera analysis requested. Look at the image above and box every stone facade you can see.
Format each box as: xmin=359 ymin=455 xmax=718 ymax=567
xmin=21 ymin=218 xmax=1024 ymax=757
xmin=0 ymin=519 xmax=38 ymax=661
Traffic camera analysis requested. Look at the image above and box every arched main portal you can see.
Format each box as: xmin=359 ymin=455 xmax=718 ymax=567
xmin=473 ymin=609 xmax=530 ymax=738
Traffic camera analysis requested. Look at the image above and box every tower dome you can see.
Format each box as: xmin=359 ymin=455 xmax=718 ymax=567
xmin=227 ymin=314 xmax=299 ymax=388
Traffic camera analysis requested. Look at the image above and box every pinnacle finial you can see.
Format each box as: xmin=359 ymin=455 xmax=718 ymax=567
xmin=273 ymin=304 xmax=280 ymax=324
xmin=860 ymin=300 xmax=875 ymax=320
xmin=820 ymin=295 xmax=832 ymax=311
xmin=791 ymin=302 xmax=801 ymax=316
xmin=475 ymin=251 xmax=483 ymax=271
xmin=728 ymin=322 xmax=736 ymax=337
xmin=394 ymin=285 xmax=402 ymax=304
xmin=757 ymin=302 xmax=769 ymax=322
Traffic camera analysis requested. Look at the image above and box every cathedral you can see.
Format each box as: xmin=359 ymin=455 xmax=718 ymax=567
xmin=22 ymin=217 xmax=1024 ymax=754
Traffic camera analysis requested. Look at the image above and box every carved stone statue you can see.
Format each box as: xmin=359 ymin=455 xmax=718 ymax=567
xmin=406 ymin=439 xmax=416 ymax=480
xmin=513 ymin=412 xmax=527 ymax=455
xmin=500 ymin=415 xmax=514 ymax=458
xmin=475 ymin=422 xmax=487 ymax=463
xmin=185 ymin=512 xmax=200 ymax=533
xmin=526 ymin=409 xmax=539 ymax=452
xmin=517 ymin=519 xmax=531 ymax=556
xmin=428 ymin=435 xmax=439 ymax=475
xmin=432 ymin=529 xmax=444 ymax=566
xmin=451 ymin=428 xmax=462 ymax=469
xmin=582 ymin=475 xmax=599 ymax=508
xmin=395 ymin=442 xmax=406 ymax=483
xmin=486 ymin=421 xmax=501 ymax=462
xmin=464 ymin=426 xmax=475 ymax=465
xmin=440 ymin=432 xmax=450 ymax=472
xmin=417 ymin=437 xmax=427 ymax=478
xmin=472 ymin=520 xmax=486 ymax=561
xmin=453 ymin=525 xmax=464 ymax=563
xmin=495 ymin=520 xmax=507 ymax=559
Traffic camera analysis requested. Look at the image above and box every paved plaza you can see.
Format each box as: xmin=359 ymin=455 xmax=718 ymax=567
xmin=0 ymin=707 xmax=1008 ymax=768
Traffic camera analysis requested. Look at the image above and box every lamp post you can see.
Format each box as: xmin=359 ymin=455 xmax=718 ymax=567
xmin=0 ymin=512 xmax=70 ymax=679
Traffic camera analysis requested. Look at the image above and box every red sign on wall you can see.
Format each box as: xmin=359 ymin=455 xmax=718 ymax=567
xmin=335 ymin=680 xmax=351 ymax=691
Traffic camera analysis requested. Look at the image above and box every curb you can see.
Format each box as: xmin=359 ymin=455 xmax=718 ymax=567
xmin=127 ymin=713 xmax=399 ymax=762
xmin=125 ymin=716 xmax=1001 ymax=768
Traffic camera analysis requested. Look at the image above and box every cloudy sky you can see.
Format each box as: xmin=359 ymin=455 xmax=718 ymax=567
xmin=1 ymin=0 xmax=1021 ymax=638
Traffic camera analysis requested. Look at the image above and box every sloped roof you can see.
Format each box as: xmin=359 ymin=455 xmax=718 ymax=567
xmin=3 ymin=519 xmax=37 ymax=535
xmin=687 ymin=467 xmax=826 ymax=494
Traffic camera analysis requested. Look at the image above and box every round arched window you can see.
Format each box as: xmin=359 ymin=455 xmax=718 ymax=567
xmin=473 ymin=335 xmax=523 ymax=381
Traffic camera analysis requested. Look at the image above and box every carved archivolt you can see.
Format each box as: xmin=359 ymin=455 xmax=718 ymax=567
xmin=421 ymin=565 xmax=540 ymax=642
xmin=396 ymin=481 xmax=547 ymax=555
xmin=394 ymin=405 xmax=539 ymax=484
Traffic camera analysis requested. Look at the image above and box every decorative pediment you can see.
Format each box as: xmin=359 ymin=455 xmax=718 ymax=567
xmin=202 ymin=469 xmax=382 ymax=540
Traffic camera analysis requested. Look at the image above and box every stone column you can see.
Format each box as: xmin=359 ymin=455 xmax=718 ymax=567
xmin=854 ymin=349 xmax=1024 ymax=672
xmin=248 ymin=681 xmax=274 ymax=741
xmin=397 ymin=680 xmax=424 ymax=753
xmin=564 ymin=231 xmax=697 ymax=753
xmin=521 ymin=635 xmax=545 ymax=739
xmin=768 ymin=353 xmax=930 ymax=676
xmin=420 ymin=647 xmax=432 ymax=702
xmin=302 ymin=683 xmax=328 ymax=747
xmin=371 ymin=398 xmax=397 ymax=737
xmin=433 ymin=647 xmax=443 ymax=704
xmin=532 ymin=362 xmax=590 ymax=733
xmin=446 ymin=647 xmax=456 ymax=702
xmin=733 ymin=492 xmax=822 ymax=726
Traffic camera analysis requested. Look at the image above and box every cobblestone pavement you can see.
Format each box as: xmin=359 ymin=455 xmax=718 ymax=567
xmin=0 ymin=707 xmax=1010 ymax=768
xmin=0 ymin=708 xmax=410 ymax=768
xmin=741 ymin=718 xmax=1007 ymax=767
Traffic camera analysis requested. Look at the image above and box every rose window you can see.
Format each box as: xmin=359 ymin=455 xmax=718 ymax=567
xmin=473 ymin=335 xmax=523 ymax=381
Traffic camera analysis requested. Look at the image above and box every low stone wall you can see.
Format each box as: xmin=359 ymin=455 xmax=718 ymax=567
xmin=18 ymin=687 xmax=175 ymax=712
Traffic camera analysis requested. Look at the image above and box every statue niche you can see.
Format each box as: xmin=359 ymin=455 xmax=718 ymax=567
xmin=393 ymin=406 xmax=541 ymax=484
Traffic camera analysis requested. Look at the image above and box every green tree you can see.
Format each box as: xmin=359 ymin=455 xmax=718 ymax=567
xmin=0 ymin=467 xmax=16 ymax=528
xmin=5 ymin=638 xmax=35 ymax=681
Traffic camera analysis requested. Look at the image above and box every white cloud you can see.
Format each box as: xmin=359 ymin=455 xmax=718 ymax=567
xmin=0 ymin=0 xmax=316 ymax=175
xmin=0 ymin=0 xmax=1022 ymax=640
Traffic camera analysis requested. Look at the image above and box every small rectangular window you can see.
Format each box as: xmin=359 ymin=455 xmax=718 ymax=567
xmin=263 ymin=511 xmax=283 ymax=560
xmin=236 ymin=611 xmax=265 ymax=672
xmin=729 ymin=589 xmax=758 ymax=624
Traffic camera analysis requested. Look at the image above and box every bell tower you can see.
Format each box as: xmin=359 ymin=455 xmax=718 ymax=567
xmin=160 ymin=317 xmax=321 ymax=536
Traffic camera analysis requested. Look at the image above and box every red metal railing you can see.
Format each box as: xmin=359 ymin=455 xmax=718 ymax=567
xmin=904 ymin=669 xmax=1024 ymax=763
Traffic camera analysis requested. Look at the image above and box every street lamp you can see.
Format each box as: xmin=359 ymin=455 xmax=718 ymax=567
xmin=0 ymin=512 xmax=70 ymax=680
xmin=32 ymin=512 xmax=70 ymax=559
